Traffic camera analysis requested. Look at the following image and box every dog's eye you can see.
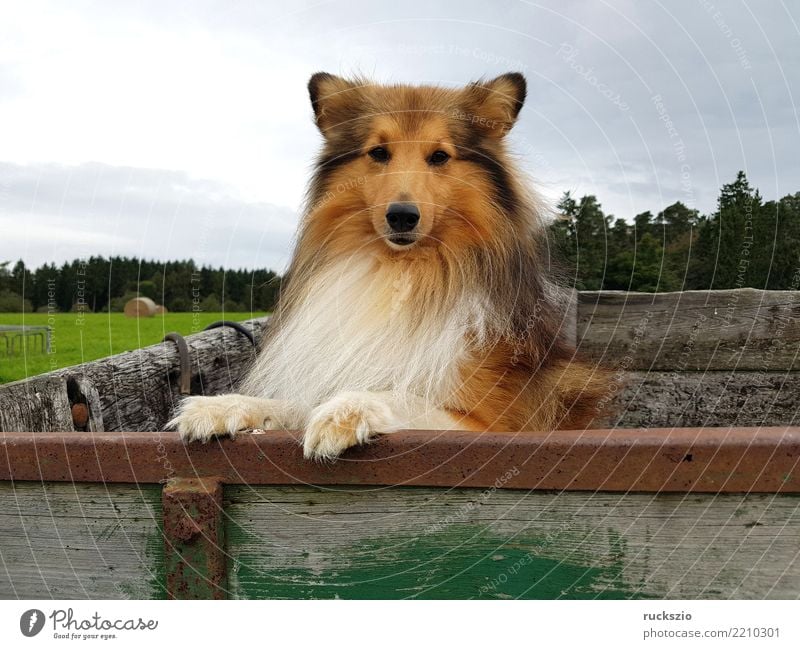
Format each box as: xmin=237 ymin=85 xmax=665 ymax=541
xmin=368 ymin=146 xmax=390 ymax=163
xmin=428 ymin=150 xmax=450 ymax=166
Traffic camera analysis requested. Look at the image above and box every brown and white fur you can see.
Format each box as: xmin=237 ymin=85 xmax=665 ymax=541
xmin=168 ymin=72 xmax=610 ymax=460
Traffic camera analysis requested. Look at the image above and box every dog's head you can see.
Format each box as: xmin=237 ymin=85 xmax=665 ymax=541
xmin=303 ymin=73 xmax=527 ymax=256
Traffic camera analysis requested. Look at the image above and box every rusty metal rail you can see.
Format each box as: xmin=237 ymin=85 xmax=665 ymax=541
xmin=1 ymin=427 xmax=799 ymax=493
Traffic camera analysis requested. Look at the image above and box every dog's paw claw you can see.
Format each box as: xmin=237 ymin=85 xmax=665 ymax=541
xmin=302 ymin=393 xmax=394 ymax=461
xmin=168 ymin=394 xmax=276 ymax=443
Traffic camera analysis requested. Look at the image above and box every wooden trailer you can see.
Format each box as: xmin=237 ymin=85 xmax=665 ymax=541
xmin=0 ymin=289 xmax=798 ymax=599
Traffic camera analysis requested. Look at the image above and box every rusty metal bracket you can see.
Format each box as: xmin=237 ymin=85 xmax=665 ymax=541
xmin=162 ymin=324 xmax=256 ymax=397
xmin=163 ymin=476 xmax=227 ymax=599
xmin=203 ymin=320 xmax=257 ymax=347
xmin=163 ymin=332 xmax=191 ymax=395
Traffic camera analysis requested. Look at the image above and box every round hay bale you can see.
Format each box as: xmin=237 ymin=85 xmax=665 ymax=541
xmin=124 ymin=297 xmax=157 ymax=318
xmin=154 ymin=304 xmax=168 ymax=315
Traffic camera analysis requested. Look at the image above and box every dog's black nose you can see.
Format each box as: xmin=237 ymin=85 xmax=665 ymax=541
xmin=386 ymin=203 xmax=420 ymax=233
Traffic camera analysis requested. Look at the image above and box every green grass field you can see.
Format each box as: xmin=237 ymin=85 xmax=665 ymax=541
xmin=0 ymin=312 xmax=267 ymax=384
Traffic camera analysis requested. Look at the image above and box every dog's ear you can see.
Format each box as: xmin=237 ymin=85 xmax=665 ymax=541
xmin=461 ymin=72 xmax=526 ymax=138
xmin=308 ymin=73 xmax=365 ymax=136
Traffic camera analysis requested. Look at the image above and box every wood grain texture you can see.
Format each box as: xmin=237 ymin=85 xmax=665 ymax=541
xmin=611 ymin=371 xmax=800 ymax=428
xmin=578 ymin=289 xmax=800 ymax=371
xmin=224 ymin=485 xmax=800 ymax=600
xmin=0 ymin=318 xmax=269 ymax=433
xmin=0 ymin=375 xmax=74 ymax=433
xmin=0 ymin=482 xmax=166 ymax=599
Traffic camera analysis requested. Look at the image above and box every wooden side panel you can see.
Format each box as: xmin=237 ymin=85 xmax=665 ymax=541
xmin=578 ymin=289 xmax=800 ymax=371
xmin=612 ymin=371 xmax=800 ymax=427
xmin=0 ymin=482 xmax=166 ymax=599
xmin=224 ymin=485 xmax=800 ymax=599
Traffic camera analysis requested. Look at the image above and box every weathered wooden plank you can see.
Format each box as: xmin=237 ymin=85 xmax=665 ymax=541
xmin=611 ymin=370 xmax=800 ymax=428
xmin=0 ymin=482 xmax=166 ymax=599
xmin=578 ymin=289 xmax=800 ymax=371
xmin=0 ymin=318 xmax=269 ymax=432
xmin=224 ymin=485 xmax=800 ymax=599
xmin=0 ymin=375 xmax=74 ymax=432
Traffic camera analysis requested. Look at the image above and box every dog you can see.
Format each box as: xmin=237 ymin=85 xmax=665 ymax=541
xmin=168 ymin=72 xmax=610 ymax=460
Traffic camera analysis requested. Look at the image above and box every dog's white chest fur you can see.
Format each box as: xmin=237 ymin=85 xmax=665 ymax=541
xmin=242 ymin=258 xmax=486 ymax=409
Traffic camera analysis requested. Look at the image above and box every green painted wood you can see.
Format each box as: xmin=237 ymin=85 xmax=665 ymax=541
xmin=0 ymin=482 xmax=167 ymax=599
xmin=224 ymin=486 xmax=800 ymax=599
xmin=5 ymin=481 xmax=798 ymax=600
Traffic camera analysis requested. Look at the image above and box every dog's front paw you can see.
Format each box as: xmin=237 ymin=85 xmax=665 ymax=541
xmin=303 ymin=392 xmax=398 ymax=461
xmin=168 ymin=394 xmax=287 ymax=443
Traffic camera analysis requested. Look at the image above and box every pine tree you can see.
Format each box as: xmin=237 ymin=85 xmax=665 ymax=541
xmin=701 ymin=171 xmax=762 ymax=289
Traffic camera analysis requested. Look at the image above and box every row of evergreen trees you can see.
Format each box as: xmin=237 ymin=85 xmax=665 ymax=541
xmin=1 ymin=171 xmax=798 ymax=312
xmin=0 ymin=258 xmax=281 ymax=313
xmin=551 ymin=171 xmax=800 ymax=292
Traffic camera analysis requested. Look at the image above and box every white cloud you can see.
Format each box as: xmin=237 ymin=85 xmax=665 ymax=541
xmin=0 ymin=162 xmax=297 ymax=271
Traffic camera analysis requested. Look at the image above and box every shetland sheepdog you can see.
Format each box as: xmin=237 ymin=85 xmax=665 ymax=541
xmin=169 ymin=72 xmax=609 ymax=460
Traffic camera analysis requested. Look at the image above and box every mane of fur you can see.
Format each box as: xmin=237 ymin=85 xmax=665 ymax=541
xmin=241 ymin=170 xmax=572 ymax=411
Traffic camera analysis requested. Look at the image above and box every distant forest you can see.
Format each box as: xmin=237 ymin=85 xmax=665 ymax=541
xmin=551 ymin=171 xmax=800 ymax=292
xmin=0 ymin=258 xmax=281 ymax=314
xmin=1 ymin=171 xmax=798 ymax=313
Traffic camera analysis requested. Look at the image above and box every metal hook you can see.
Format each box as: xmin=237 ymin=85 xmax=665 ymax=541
xmin=163 ymin=332 xmax=192 ymax=395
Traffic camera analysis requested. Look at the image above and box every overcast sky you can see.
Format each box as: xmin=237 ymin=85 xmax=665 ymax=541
xmin=1 ymin=0 xmax=798 ymax=272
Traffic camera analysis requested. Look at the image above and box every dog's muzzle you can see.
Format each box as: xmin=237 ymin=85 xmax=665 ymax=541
xmin=385 ymin=202 xmax=420 ymax=246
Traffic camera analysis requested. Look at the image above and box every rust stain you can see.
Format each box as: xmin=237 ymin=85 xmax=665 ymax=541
xmin=163 ymin=476 xmax=227 ymax=600
xmin=70 ymin=403 xmax=89 ymax=429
